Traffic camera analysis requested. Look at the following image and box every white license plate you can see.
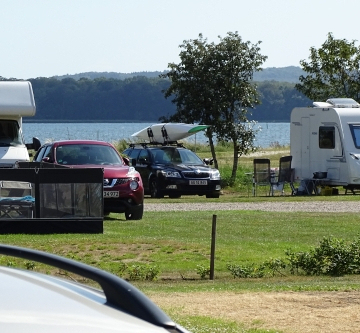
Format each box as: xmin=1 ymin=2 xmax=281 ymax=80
xmin=104 ymin=191 xmax=119 ymax=198
xmin=189 ymin=180 xmax=208 ymax=185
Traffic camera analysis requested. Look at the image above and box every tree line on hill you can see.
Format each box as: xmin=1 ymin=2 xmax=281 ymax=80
xmin=18 ymin=72 xmax=310 ymax=123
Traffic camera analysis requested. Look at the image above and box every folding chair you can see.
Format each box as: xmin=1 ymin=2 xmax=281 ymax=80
xmin=253 ymin=159 xmax=271 ymax=196
xmin=270 ymin=156 xmax=295 ymax=195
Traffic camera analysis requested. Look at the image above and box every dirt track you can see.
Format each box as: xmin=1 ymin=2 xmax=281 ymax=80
xmin=151 ymin=291 xmax=360 ymax=333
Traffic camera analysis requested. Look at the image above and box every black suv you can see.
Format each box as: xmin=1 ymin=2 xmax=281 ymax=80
xmin=123 ymin=144 xmax=221 ymax=198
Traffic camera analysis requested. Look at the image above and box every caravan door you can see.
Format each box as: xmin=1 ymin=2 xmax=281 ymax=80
xmin=318 ymin=124 xmax=344 ymax=181
xmin=300 ymin=117 xmax=311 ymax=178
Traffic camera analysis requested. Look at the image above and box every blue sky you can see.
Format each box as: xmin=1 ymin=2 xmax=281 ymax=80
xmin=1 ymin=0 xmax=359 ymax=79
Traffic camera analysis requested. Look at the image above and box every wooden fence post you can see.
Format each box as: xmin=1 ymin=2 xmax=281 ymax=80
xmin=210 ymin=214 xmax=217 ymax=280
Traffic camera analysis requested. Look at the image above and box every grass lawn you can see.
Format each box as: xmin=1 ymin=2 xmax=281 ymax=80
xmin=2 ymin=196 xmax=360 ymax=332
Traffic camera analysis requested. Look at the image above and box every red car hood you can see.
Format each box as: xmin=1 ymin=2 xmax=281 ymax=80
xmin=68 ymin=164 xmax=140 ymax=178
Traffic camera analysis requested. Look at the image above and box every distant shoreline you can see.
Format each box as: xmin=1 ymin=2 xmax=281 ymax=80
xmin=23 ymin=119 xmax=290 ymax=123
xmin=22 ymin=119 xmax=157 ymax=123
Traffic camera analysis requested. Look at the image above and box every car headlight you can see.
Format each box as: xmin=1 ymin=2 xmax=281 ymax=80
xmin=127 ymin=166 xmax=137 ymax=176
xmin=210 ymin=169 xmax=221 ymax=180
xmin=161 ymin=170 xmax=181 ymax=178
xmin=129 ymin=179 xmax=139 ymax=190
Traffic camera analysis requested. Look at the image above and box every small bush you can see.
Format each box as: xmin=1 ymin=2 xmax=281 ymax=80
xmin=127 ymin=264 xmax=160 ymax=281
xmin=196 ymin=265 xmax=210 ymax=279
xmin=286 ymin=236 xmax=360 ymax=276
xmin=263 ymin=258 xmax=287 ymax=276
xmin=24 ymin=261 xmax=36 ymax=270
xmin=227 ymin=263 xmax=265 ymax=278
xmin=227 ymin=236 xmax=360 ymax=278
xmin=144 ymin=265 xmax=160 ymax=281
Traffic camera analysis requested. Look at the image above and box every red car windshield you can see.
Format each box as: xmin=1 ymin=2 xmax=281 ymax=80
xmin=55 ymin=144 xmax=123 ymax=166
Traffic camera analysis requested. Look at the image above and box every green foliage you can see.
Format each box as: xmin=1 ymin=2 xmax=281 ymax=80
xmin=167 ymin=313 xmax=272 ymax=333
xmin=227 ymin=236 xmax=360 ymax=278
xmin=263 ymin=258 xmax=287 ymax=277
xmin=24 ymin=261 xmax=36 ymax=270
xmin=196 ymin=265 xmax=210 ymax=279
xmin=161 ymin=32 xmax=268 ymax=184
xmin=227 ymin=263 xmax=266 ymax=278
xmin=255 ymin=80 xmax=311 ymax=121
xmin=127 ymin=264 xmax=160 ymax=281
xmin=296 ymin=32 xmax=360 ymax=101
xmin=113 ymin=139 xmax=130 ymax=153
xmin=128 ymin=265 xmax=145 ymax=280
xmin=286 ymin=236 xmax=360 ymax=276
xmin=6 ymin=260 xmax=15 ymax=267
xmin=29 ymin=76 xmax=174 ymax=122
xmin=20 ymin=72 xmax=310 ymax=123
xmin=226 ymin=259 xmax=286 ymax=278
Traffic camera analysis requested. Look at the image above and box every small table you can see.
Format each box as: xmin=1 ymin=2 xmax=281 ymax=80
xmin=304 ymin=178 xmax=330 ymax=195
xmin=0 ymin=197 xmax=34 ymax=218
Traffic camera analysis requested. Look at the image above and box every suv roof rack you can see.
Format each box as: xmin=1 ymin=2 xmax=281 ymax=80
xmin=129 ymin=142 xmax=186 ymax=148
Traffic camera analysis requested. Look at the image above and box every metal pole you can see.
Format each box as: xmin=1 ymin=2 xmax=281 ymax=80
xmin=210 ymin=214 xmax=217 ymax=280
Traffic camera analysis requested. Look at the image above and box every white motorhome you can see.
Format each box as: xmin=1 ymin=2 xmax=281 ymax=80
xmin=290 ymin=98 xmax=360 ymax=191
xmin=0 ymin=81 xmax=40 ymax=167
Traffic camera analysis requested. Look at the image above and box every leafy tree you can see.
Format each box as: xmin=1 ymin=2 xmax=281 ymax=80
xmin=296 ymin=32 xmax=360 ymax=101
xmin=160 ymin=32 xmax=267 ymax=184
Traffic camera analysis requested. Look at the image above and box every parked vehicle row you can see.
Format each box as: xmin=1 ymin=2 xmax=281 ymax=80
xmin=32 ymin=140 xmax=221 ymax=219
xmin=33 ymin=140 xmax=144 ymax=220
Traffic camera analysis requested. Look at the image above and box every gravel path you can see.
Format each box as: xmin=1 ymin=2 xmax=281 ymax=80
xmin=144 ymin=201 xmax=360 ymax=212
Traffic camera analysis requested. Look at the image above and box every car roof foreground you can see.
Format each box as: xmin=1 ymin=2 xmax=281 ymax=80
xmin=0 ymin=244 xmax=190 ymax=333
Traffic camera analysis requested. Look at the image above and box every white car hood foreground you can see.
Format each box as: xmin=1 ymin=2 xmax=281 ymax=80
xmin=0 ymin=244 xmax=191 ymax=333
xmin=0 ymin=267 xmax=171 ymax=333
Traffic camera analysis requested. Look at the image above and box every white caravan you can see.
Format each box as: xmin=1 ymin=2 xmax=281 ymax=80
xmin=0 ymin=81 xmax=40 ymax=167
xmin=290 ymin=98 xmax=360 ymax=191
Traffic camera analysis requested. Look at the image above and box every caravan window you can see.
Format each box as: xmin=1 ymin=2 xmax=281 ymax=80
xmin=319 ymin=127 xmax=335 ymax=149
xmin=349 ymin=124 xmax=360 ymax=148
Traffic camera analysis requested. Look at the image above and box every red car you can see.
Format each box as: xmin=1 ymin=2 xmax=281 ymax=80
xmin=33 ymin=140 xmax=144 ymax=220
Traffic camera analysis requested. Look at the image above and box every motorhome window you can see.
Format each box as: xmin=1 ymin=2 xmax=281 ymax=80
xmin=0 ymin=120 xmax=22 ymax=146
xmin=349 ymin=124 xmax=360 ymax=148
xmin=319 ymin=127 xmax=335 ymax=149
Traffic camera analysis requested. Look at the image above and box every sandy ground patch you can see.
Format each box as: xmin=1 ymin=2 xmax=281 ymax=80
xmin=247 ymin=149 xmax=289 ymax=157
xmin=150 ymin=291 xmax=360 ymax=333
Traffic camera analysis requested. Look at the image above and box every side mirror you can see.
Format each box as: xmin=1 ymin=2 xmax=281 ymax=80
xmin=26 ymin=137 xmax=41 ymax=151
xmin=139 ymin=158 xmax=149 ymax=165
xmin=42 ymin=157 xmax=51 ymax=163
xmin=123 ymin=157 xmax=130 ymax=166
xmin=203 ymin=158 xmax=214 ymax=165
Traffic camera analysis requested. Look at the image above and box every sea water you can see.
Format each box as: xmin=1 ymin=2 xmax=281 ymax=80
xmin=22 ymin=122 xmax=290 ymax=148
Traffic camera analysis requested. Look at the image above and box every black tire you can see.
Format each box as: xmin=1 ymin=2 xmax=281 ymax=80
xmin=149 ymin=177 xmax=164 ymax=198
xmin=206 ymin=193 xmax=220 ymax=198
xmin=169 ymin=193 xmax=181 ymax=198
xmin=125 ymin=203 xmax=144 ymax=220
